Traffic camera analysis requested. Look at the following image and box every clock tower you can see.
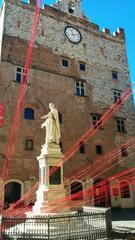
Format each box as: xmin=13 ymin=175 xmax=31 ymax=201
xmin=53 ymin=0 xmax=83 ymax=18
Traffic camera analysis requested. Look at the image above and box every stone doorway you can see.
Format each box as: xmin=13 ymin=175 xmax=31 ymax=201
xmin=94 ymin=179 xmax=111 ymax=207
xmin=4 ymin=182 xmax=21 ymax=207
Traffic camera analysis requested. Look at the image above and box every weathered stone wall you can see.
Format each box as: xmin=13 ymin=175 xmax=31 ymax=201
xmin=3 ymin=0 xmax=134 ymax=110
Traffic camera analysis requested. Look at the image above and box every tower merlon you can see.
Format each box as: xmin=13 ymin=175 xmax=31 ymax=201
xmin=113 ymin=28 xmax=125 ymax=40
xmin=103 ymin=28 xmax=110 ymax=35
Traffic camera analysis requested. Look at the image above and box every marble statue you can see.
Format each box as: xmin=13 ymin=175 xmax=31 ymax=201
xmin=41 ymin=103 xmax=61 ymax=144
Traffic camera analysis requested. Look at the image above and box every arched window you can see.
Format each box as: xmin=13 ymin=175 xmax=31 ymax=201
xmin=71 ymin=182 xmax=83 ymax=200
xmin=25 ymin=139 xmax=34 ymax=151
xmin=120 ymin=181 xmax=130 ymax=198
xmin=24 ymin=108 xmax=34 ymax=120
xmin=4 ymin=182 xmax=21 ymax=205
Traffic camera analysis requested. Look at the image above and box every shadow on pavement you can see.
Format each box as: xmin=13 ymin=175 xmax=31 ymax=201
xmin=111 ymin=208 xmax=135 ymax=221
xmin=111 ymin=208 xmax=135 ymax=239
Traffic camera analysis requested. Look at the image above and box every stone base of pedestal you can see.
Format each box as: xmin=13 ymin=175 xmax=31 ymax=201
xmin=31 ymin=184 xmax=69 ymax=215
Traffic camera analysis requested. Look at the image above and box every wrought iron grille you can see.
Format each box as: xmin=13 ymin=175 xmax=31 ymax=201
xmin=1 ymin=208 xmax=112 ymax=240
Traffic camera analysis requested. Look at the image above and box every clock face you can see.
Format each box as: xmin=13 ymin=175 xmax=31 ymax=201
xmin=65 ymin=26 xmax=82 ymax=44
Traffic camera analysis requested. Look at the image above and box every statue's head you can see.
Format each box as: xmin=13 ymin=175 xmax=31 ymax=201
xmin=49 ymin=102 xmax=55 ymax=109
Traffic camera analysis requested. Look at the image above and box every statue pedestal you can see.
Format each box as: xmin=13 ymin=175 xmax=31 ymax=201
xmin=30 ymin=144 xmax=69 ymax=215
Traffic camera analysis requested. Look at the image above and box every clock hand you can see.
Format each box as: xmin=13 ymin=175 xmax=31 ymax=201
xmin=70 ymin=29 xmax=78 ymax=36
xmin=71 ymin=31 xmax=77 ymax=38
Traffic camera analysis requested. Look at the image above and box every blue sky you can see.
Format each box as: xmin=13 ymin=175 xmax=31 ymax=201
xmin=0 ymin=0 xmax=135 ymax=103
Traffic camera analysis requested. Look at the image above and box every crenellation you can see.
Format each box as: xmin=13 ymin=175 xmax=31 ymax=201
xmin=4 ymin=0 xmax=126 ymax=42
xmin=113 ymin=28 xmax=125 ymax=40
xmin=117 ymin=28 xmax=125 ymax=39
xmin=103 ymin=28 xmax=110 ymax=35
xmin=4 ymin=0 xmax=125 ymax=43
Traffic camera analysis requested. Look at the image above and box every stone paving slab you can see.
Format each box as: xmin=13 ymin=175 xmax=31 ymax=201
xmin=112 ymin=222 xmax=135 ymax=239
xmin=112 ymin=220 xmax=135 ymax=233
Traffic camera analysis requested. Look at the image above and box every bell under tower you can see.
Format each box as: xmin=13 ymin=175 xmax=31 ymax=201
xmin=53 ymin=0 xmax=83 ymax=18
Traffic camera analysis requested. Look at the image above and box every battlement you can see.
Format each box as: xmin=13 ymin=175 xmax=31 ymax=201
xmin=113 ymin=28 xmax=125 ymax=39
xmin=4 ymin=0 xmax=125 ymax=41
xmin=28 ymin=0 xmax=126 ymax=41
xmin=103 ymin=27 xmax=125 ymax=39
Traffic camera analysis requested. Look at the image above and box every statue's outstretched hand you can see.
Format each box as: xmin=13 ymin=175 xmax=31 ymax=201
xmin=41 ymin=123 xmax=45 ymax=128
xmin=41 ymin=115 xmax=47 ymax=119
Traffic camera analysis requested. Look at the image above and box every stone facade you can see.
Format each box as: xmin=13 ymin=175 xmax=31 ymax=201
xmin=0 ymin=0 xmax=135 ymax=210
